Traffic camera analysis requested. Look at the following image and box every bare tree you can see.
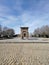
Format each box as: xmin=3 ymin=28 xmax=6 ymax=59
xmin=2 ymin=27 xmax=8 ymax=37
xmin=0 ymin=25 xmax=2 ymax=31
xmin=0 ymin=25 xmax=3 ymax=37
xmin=0 ymin=25 xmax=15 ymax=39
xmin=3 ymin=27 xmax=8 ymax=31
xmin=6 ymin=29 xmax=15 ymax=38
xmin=33 ymin=25 xmax=49 ymax=38
xmin=33 ymin=28 xmax=41 ymax=37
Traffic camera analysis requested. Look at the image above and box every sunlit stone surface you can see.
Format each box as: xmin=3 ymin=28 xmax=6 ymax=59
xmin=0 ymin=38 xmax=49 ymax=65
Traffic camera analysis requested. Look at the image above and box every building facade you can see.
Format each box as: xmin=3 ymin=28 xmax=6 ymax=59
xmin=21 ymin=27 xmax=29 ymax=39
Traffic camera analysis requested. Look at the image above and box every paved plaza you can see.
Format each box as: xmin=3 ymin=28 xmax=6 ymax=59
xmin=0 ymin=38 xmax=49 ymax=65
xmin=0 ymin=37 xmax=49 ymax=43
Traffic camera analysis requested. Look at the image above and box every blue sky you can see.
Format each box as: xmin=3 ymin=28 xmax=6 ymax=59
xmin=0 ymin=0 xmax=49 ymax=34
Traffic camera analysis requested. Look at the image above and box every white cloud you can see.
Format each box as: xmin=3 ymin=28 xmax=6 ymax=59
xmin=1 ymin=16 xmax=17 ymax=26
xmin=0 ymin=0 xmax=49 ymax=34
xmin=0 ymin=10 xmax=49 ymax=34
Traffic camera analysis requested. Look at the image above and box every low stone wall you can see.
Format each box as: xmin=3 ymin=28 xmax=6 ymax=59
xmin=0 ymin=42 xmax=49 ymax=65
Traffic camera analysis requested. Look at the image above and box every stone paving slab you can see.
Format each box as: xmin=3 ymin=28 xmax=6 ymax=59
xmin=0 ymin=43 xmax=49 ymax=65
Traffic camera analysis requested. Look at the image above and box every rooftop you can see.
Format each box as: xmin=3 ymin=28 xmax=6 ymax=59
xmin=20 ymin=27 xmax=29 ymax=29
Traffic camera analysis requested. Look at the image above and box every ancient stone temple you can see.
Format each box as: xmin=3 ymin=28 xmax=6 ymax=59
xmin=21 ymin=27 xmax=29 ymax=39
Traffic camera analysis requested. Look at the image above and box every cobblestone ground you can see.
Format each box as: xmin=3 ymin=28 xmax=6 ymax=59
xmin=0 ymin=43 xmax=49 ymax=65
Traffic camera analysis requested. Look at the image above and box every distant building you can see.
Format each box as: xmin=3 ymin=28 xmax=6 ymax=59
xmin=20 ymin=27 xmax=29 ymax=39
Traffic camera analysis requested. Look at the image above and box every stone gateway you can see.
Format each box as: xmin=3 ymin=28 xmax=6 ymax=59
xmin=21 ymin=27 xmax=29 ymax=39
